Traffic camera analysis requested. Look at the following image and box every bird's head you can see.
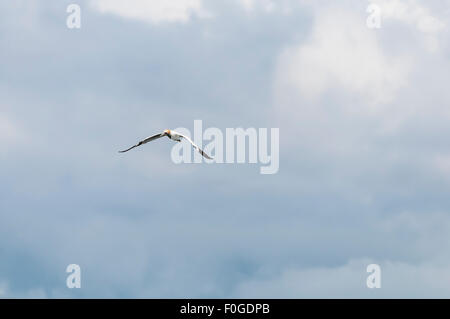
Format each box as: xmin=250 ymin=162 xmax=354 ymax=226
xmin=164 ymin=129 xmax=171 ymax=136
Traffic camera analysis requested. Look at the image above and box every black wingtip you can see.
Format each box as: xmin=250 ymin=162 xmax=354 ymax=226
xmin=119 ymin=145 xmax=137 ymax=153
xmin=202 ymin=151 xmax=213 ymax=160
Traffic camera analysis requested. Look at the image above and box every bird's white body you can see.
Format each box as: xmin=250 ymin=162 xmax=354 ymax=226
xmin=167 ymin=130 xmax=182 ymax=142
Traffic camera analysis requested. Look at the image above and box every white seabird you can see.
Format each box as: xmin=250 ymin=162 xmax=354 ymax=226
xmin=119 ymin=129 xmax=213 ymax=159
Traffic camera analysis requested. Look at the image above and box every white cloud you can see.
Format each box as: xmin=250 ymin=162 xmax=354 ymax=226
xmin=0 ymin=115 xmax=22 ymax=146
xmin=0 ymin=282 xmax=6 ymax=296
xmin=0 ymin=281 xmax=47 ymax=298
xmin=234 ymin=258 xmax=450 ymax=298
xmin=373 ymin=0 xmax=445 ymax=33
xmin=236 ymin=0 xmax=296 ymax=14
xmin=91 ymin=0 xmax=210 ymax=24
xmin=233 ymin=209 xmax=450 ymax=297
xmin=371 ymin=0 xmax=446 ymax=52
xmin=272 ymin=1 xmax=450 ymax=166
xmin=434 ymin=154 xmax=450 ymax=179
xmin=275 ymin=8 xmax=410 ymax=105
xmin=237 ymin=0 xmax=276 ymax=13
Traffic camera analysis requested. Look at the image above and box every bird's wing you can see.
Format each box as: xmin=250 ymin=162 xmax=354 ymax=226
xmin=179 ymin=134 xmax=213 ymax=160
xmin=119 ymin=132 xmax=166 ymax=153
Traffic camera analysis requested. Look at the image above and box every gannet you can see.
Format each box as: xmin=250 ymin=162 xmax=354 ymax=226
xmin=119 ymin=129 xmax=213 ymax=159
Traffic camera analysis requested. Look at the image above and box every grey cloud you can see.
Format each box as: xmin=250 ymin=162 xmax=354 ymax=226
xmin=1 ymin=0 xmax=450 ymax=298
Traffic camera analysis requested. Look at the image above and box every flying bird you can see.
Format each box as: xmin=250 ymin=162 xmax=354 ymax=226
xmin=119 ymin=129 xmax=213 ymax=160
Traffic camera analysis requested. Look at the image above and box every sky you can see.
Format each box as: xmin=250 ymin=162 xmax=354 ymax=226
xmin=1 ymin=0 xmax=450 ymax=298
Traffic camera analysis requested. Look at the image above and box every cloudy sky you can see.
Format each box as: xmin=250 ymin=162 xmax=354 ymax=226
xmin=1 ymin=0 xmax=450 ymax=298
